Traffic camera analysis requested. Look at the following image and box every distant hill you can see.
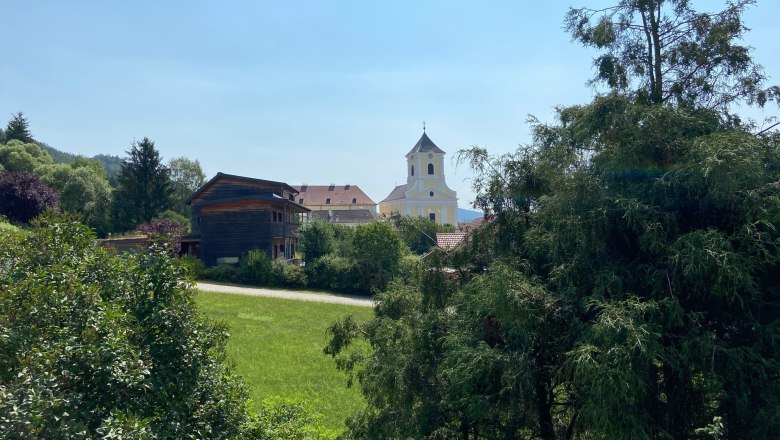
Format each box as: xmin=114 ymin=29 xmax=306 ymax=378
xmin=39 ymin=143 xmax=123 ymax=186
xmin=457 ymin=208 xmax=483 ymax=223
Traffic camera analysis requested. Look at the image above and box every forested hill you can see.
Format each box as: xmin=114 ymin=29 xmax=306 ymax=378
xmin=39 ymin=143 xmax=123 ymax=185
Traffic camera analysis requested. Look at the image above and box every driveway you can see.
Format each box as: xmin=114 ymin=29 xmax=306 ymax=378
xmin=196 ymin=282 xmax=375 ymax=307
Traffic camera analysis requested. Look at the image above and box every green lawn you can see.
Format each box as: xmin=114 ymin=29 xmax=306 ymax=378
xmin=195 ymin=291 xmax=373 ymax=434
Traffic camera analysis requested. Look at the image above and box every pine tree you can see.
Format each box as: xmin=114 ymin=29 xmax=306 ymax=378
xmin=112 ymin=137 xmax=174 ymax=232
xmin=4 ymin=112 xmax=34 ymax=143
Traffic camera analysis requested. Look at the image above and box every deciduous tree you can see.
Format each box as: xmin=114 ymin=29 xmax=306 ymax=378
xmin=0 ymin=171 xmax=59 ymax=223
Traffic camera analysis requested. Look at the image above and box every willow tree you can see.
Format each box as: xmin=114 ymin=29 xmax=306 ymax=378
xmin=328 ymin=2 xmax=780 ymax=439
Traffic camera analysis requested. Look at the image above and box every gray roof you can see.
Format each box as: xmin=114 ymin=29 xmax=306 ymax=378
xmin=406 ymin=132 xmax=445 ymax=156
xmin=310 ymin=209 xmax=383 ymax=224
xmin=381 ymin=184 xmax=407 ymax=203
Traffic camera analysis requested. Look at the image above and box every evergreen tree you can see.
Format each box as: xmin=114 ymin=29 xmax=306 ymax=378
xmin=4 ymin=112 xmax=34 ymax=143
xmin=112 ymin=137 xmax=174 ymax=232
xmin=327 ymin=2 xmax=780 ymax=439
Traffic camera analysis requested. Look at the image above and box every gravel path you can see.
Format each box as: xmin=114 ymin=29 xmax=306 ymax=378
xmin=196 ymin=282 xmax=375 ymax=307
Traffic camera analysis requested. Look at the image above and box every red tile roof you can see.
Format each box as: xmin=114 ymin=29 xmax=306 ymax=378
xmin=436 ymin=232 xmax=467 ymax=250
xmin=292 ymin=184 xmax=376 ymax=207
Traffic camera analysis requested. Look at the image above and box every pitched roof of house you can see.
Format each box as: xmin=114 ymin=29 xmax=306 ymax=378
xmin=310 ymin=209 xmax=383 ymax=224
xmin=291 ymin=184 xmax=376 ymax=207
xmin=436 ymin=232 xmax=467 ymax=250
xmin=381 ymin=184 xmax=407 ymax=203
xmin=406 ymin=132 xmax=445 ymax=156
xmin=186 ymin=172 xmax=299 ymax=205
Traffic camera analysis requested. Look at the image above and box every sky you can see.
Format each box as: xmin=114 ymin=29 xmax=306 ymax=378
xmin=2 ymin=1 xmax=779 ymax=209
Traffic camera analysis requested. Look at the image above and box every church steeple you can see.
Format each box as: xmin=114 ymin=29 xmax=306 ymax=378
xmin=406 ymin=131 xmax=445 ymax=157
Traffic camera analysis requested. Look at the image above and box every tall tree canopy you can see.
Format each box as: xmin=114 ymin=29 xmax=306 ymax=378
xmin=0 ymin=171 xmax=60 ymax=223
xmin=0 ymin=140 xmax=53 ymax=173
xmin=168 ymin=156 xmax=206 ymax=217
xmin=3 ymin=112 xmax=34 ymax=143
xmin=327 ymin=2 xmax=780 ymax=439
xmin=112 ymin=137 xmax=174 ymax=232
xmin=565 ymin=0 xmax=779 ymax=110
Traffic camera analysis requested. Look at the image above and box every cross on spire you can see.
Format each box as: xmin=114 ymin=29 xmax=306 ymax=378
xmin=423 ymin=121 xmax=426 ymax=132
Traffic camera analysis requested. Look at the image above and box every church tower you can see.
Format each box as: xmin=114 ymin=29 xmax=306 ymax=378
xmin=379 ymin=131 xmax=458 ymax=225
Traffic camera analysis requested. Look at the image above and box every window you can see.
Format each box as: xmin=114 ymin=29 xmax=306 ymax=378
xmin=429 ymin=213 xmax=436 ymax=222
xmin=429 ymin=191 xmax=434 ymax=197
xmin=272 ymin=211 xmax=277 ymax=222
xmin=428 ymin=163 xmax=434 ymax=175
xmin=411 ymin=165 xmax=415 ymax=176
xmin=352 ymin=198 xmax=357 ymax=204
xmin=299 ymin=198 xmax=304 ymax=204
xmin=325 ymin=198 xmax=331 ymax=204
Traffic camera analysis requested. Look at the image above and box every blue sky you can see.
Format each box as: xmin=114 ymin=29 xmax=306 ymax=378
xmin=2 ymin=1 xmax=779 ymax=207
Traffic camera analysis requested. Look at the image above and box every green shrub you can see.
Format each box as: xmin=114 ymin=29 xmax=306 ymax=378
xmin=0 ymin=213 xmax=250 ymax=438
xmin=306 ymin=254 xmax=357 ymax=293
xmin=204 ymin=263 xmax=241 ymax=283
xmin=398 ymin=254 xmax=422 ymax=283
xmin=180 ymin=253 xmax=206 ymax=279
xmin=270 ymin=259 xmax=307 ymax=288
xmin=241 ymin=398 xmax=329 ymax=440
xmin=240 ymin=249 xmax=273 ymax=285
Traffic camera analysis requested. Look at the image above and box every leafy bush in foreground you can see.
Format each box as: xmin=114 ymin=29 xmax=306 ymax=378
xmin=0 ymin=214 xmax=250 ymax=438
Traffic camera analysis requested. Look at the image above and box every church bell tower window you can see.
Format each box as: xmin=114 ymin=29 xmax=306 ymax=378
xmin=427 ymin=163 xmax=434 ymax=175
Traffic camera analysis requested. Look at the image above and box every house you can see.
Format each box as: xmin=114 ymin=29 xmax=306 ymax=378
xmin=379 ymin=131 xmax=458 ymax=225
xmin=292 ymin=184 xmax=381 ymax=226
xmin=186 ymin=172 xmax=310 ymax=266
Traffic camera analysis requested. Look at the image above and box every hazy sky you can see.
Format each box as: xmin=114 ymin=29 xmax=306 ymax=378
xmin=3 ymin=1 xmax=779 ymax=208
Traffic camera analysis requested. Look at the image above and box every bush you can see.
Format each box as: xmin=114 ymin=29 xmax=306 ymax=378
xmin=240 ymin=249 xmax=273 ymax=285
xmin=0 ymin=171 xmax=59 ymax=223
xmin=241 ymin=398 xmax=328 ymax=439
xmin=270 ymin=259 xmax=307 ymax=288
xmin=181 ymin=253 xmax=206 ymax=279
xmin=203 ymin=263 xmax=241 ymax=283
xmin=0 ymin=213 xmax=251 ymax=438
xmin=306 ymin=254 xmax=357 ymax=293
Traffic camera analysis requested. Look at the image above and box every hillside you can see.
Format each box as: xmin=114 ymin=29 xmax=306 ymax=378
xmin=39 ymin=143 xmax=123 ymax=186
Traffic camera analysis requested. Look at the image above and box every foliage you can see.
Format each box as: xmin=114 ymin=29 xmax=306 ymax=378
xmin=137 ymin=217 xmax=187 ymax=256
xmin=0 ymin=171 xmax=59 ymax=223
xmin=327 ymin=2 xmax=780 ymax=439
xmin=112 ymin=137 xmax=174 ymax=232
xmin=0 ymin=214 xmax=253 ymax=438
xmin=299 ymin=220 xmax=337 ymax=263
xmin=180 ymin=253 xmax=206 ymax=279
xmin=240 ymin=249 xmax=274 ymax=285
xmin=3 ymin=111 xmax=34 ymax=143
xmin=306 ymin=254 xmax=357 ymax=293
xmin=203 ymin=264 xmax=241 ymax=283
xmin=154 ymin=208 xmax=191 ymax=232
xmin=37 ymin=161 xmax=113 ymax=236
xmin=270 ymin=259 xmax=308 ymax=288
xmin=169 ymin=156 xmax=206 ymax=217
xmin=350 ymin=221 xmax=406 ymax=293
xmin=390 ymin=213 xmax=453 ymax=254
xmin=0 ymin=139 xmax=53 ymax=173
xmin=243 ymin=399 xmax=328 ymax=440
xmin=565 ymin=0 xmax=779 ymax=110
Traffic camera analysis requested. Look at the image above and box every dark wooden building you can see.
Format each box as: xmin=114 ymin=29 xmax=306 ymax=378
xmin=186 ymin=173 xmax=310 ymax=266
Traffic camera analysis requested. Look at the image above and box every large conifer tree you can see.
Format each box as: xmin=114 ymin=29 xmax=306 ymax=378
xmin=112 ymin=137 xmax=173 ymax=232
xmin=4 ymin=112 xmax=34 ymax=143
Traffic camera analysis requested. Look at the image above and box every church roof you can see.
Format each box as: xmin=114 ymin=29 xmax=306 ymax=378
xmin=406 ymin=132 xmax=445 ymax=156
xmin=381 ymin=184 xmax=407 ymax=202
xmin=291 ymin=184 xmax=376 ymax=207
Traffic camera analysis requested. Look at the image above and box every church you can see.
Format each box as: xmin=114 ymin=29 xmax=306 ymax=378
xmin=379 ymin=131 xmax=458 ymax=225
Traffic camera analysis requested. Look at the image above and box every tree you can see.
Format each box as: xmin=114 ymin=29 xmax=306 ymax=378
xmin=0 ymin=171 xmax=59 ymax=223
xmin=112 ymin=137 xmax=174 ymax=232
xmin=565 ymin=0 xmax=779 ymax=110
xmin=350 ymin=221 xmax=406 ymax=293
xmin=327 ymin=2 xmax=780 ymax=439
xmin=169 ymin=156 xmax=206 ymax=217
xmin=0 ymin=139 xmax=53 ymax=173
xmin=38 ymin=160 xmax=113 ymax=236
xmin=299 ymin=220 xmax=337 ymax=263
xmin=390 ymin=214 xmax=454 ymax=254
xmin=4 ymin=112 xmax=34 ymax=143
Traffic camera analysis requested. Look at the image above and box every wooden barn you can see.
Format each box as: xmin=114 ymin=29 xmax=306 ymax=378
xmin=186 ymin=172 xmax=310 ymax=266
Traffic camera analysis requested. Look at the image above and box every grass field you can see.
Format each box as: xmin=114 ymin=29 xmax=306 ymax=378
xmin=195 ymin=291 xmax=374 ymax=434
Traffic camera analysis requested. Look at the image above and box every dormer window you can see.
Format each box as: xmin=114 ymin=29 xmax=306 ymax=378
xmin=325 ymin=198 xmax=331 ymax=204
xmin=428 ymin=163 xmax=434 ymax=175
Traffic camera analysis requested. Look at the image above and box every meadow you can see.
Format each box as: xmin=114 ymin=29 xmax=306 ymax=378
xmin=195 ymin=291 xmax=374 ymax=434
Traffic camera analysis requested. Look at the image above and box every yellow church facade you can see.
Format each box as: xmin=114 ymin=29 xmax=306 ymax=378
xmin=379 ymin=132 xmax=458 ymax=225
